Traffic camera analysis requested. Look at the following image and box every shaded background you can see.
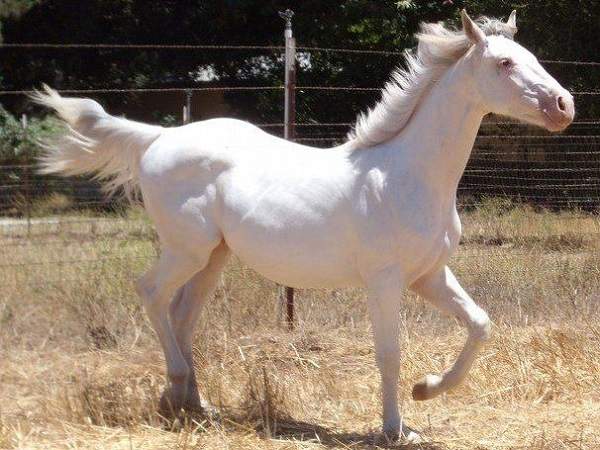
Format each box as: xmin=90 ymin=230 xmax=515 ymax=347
xmin=1 ymin=0 xmax=600 ymax=212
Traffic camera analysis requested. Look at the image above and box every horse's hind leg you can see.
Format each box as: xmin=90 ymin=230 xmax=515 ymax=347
xmin=410 ymin=265 xmax=491 ymax=400
xmin=136 ymin=246 xmax=216 ymax=415
xmin=169 ymin=240 xmax=230 ymax=411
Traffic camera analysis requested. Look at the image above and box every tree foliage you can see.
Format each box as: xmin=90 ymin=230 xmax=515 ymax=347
xmin=0 ymin=1 xmax=598 ymax=122
xmin=0 ymin=105 xmax=61 ymax=164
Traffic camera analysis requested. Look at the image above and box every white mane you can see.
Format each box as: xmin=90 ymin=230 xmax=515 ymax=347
xmin=347 ymin=16 xmax=517 ymax=150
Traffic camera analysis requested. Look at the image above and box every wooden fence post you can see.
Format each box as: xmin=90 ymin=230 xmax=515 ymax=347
xmin=183 ymin=89 xmax=192 ymax=124
xmin=21 ymin=114 xmax=32 ymax=236
xmin=279 ymin=9 xmax=296 ymax=330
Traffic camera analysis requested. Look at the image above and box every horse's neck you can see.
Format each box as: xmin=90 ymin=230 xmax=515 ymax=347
xmin=385 ymin=59 xmax=485 ymax=193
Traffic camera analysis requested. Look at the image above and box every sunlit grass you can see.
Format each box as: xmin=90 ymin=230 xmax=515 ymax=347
xmin=1 ymin=199 xmax=599 ymax=449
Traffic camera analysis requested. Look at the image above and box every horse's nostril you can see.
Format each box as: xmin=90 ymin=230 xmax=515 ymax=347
xmin=557 ymin=96 xmax=566 ymax=112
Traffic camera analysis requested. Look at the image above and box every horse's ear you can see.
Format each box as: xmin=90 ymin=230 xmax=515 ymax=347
xmin=461 ymin=9 xmax=486 ymax=45
xmin=506 ymin=10 xmax=517 ymax=31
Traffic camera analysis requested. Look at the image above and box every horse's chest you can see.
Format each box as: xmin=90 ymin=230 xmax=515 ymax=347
xmin=390 ymin=215 xmax=460 ymax=283
xmin=414 ymin=221 xmax=461 ymax=276
xmin=435 ymin=229 xmax=457 ymax=264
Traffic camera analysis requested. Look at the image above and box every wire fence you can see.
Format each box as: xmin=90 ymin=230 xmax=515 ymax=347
xmin=2 ymin=41 xmax=600 ymax=288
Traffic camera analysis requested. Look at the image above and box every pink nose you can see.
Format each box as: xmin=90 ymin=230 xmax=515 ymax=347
xmin=547 ymin=92 xmax=575 ymax=130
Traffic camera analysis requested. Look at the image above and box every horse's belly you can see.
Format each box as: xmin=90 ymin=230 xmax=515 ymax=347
xmin=240 ymin=257 xmax=360 ymax=289
xmin=218 ymin=165 xmax=361 ymax=288
xmin=223 ymin=225 xmax=361 ymax=289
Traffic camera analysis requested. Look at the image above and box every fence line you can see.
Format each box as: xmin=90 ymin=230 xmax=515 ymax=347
xmin=268 ymin=121 xmax=600 ymax=126
xmin=476 ymin=135 xmax=600 ymax=140
xmin=0 ymin=86 xmax=284 ymax=95
xmin=2 ymin=86 xmax=600 ymax=96
xmin=0 ymin=43 xmax=285 ymax=50
xmin=3 ymin=41 xmax=600 ymax=67
xmin=0 ymin=255 xmax=148 ymax=269
xmin=3 ymin=119 xmax=600 ymax=129
xmin=464 ymin=167 xmax=600 ymax=173
xmin=6 ymin=174 xmax=593 ymax=184
xmin=0 ymin=235 xmax=150 ymax=248
xmin=460 ymin=198 xmax=600 ymax=204
xmin=471 ymin=143 xmax=600 ymax=148
xmin=0 ymin=217 xmax=144 ymax=226
xmin=460 ymin=182 xmax=600 ymax=189
xmin=467 ymin=156 xmax=600 ymax=161
xmin=1 ymin=247 xmax=599 ymax=277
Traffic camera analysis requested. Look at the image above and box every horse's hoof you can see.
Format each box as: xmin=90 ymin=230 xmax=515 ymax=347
xmin=159 ymin=391 xmax=184 ymax=417
xmin=382 ymin=428 xmax=399 ymax=442
xmin=199 ymin=399 xmax=221 ymax=421
xmin=402 ymin=430 xmax=422 ymax=444
xmin=411 ymin=381 xmax=429 ymax=401
xmin=183 ymin=398 xmax=220 ymax=421
xmin=382 ymin=427 xmax=422 ymax=444
xmin=412 ymin=374 xmax=442 ymax=401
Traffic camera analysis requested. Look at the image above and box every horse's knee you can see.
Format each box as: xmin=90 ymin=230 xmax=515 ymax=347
xmin=168 ymin=286 xmax=186 ymax=320
xmin=136 ymin=274 xmax=169 ymax=312
xmin=468 ymin=308 xmax=491 ymax=342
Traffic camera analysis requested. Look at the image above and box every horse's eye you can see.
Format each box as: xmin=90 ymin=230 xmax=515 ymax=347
xmin=500 ymin=58 xmax=513 ymax=68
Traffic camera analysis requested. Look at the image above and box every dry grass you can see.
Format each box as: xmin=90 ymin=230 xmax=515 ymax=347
xmin=1 ymin=201 xmax=600 ymax=449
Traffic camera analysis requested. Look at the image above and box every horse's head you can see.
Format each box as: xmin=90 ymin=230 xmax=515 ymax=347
xmin=461 ymin=10 xmax=574 ymax=132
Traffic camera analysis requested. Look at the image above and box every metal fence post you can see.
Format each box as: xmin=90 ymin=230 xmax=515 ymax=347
xmin=280 ymin=9 xmax=296 ymax=144
xmin=183 ymin=89 xmax=192 ymax=124
xmin=279 ymin=9 xmax=296 ymax=330
xmin=21 ymin=114 xmax=32 ymax=236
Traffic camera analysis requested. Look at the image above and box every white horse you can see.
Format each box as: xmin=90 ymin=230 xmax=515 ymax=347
xmin=34 ymin=10 xmax=573 ymax=439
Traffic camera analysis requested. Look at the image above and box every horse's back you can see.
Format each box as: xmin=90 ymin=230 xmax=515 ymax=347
xmin=141 ymin=118 xmax=265 ymax=173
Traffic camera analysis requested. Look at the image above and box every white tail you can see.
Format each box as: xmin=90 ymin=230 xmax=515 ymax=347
xmin=31 ymin=85 xmax=163 ymax=199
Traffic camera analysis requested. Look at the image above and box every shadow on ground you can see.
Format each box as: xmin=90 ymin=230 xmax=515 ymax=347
xmin=263 ymin=418 xmax=448 ymax=449
xmin=174 ymin=407 xmax=447 ymax=449
xmin=149 ymin=395 xmax=452 ymax=450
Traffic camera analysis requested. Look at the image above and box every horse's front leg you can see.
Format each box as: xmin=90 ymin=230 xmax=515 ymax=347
xmin=410 ymin=265 xmax=491 ymax=400
xmin=365 ymin=265 xmax=416 ymax=441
